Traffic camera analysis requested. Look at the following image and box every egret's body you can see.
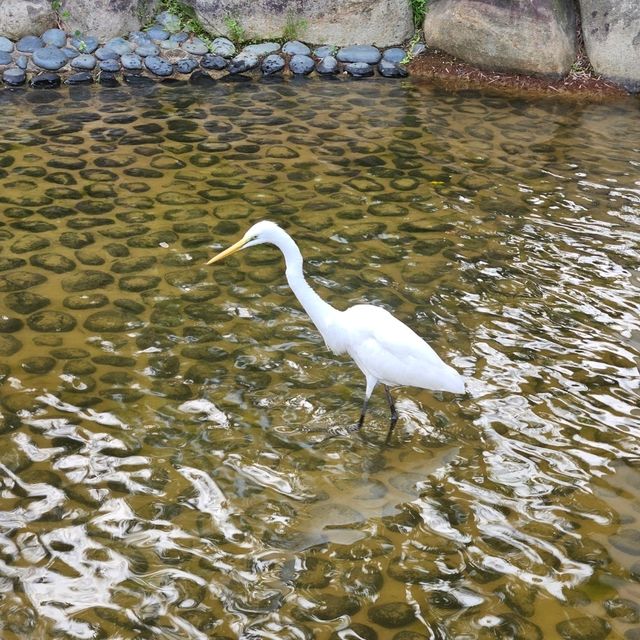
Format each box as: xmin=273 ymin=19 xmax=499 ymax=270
xmin=208 ymin=221 xmax=465 ymax=442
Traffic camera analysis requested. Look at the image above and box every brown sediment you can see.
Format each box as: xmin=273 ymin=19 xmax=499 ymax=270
xmin=407 ymin=47 xmax=630 ymax=101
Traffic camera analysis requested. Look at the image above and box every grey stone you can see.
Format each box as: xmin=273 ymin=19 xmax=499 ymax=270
xmin=188 ymin=0 xmax=412 ymax=47
xmin=0 ymin=335 xmax=21 ymax=357
xmin=168 ymin=32 xmax=189 ymax=45
xmin=145 ymin=55 xmax=173 ymax=76
xmin=316 ymin=56 xmax=338 ymax=74
xmin=261 ymin=54 xmax=285 ymax=75
xmin=0 ymin=52 xmax=12 ymax=65
xmin=378 ymin=59 xmax=408 ymax=77
xmin=0 ymin=37 xmax=14 ymax=53
xmin=42 ymin=28 xmax=66 ymax=48
xmin=201 ymin=53 xmax=227 ymax=70
xmin=0 ymin=1 xmax=55 ymax=40
xmin=21 ymin=356 xmax=55 ymax=374
xmin=16 ymin=55 xmax=27 ymax=69
xmin=610 ymin=529 xmax=640 ymax=555
xmin=33 ymin=46 xmax=67 ymax=70
xmin=128 ymin=31 xmax=152 ymax=46
xmin=66 ymin=72 xmax=93 ymax=85
xmin=227 ymin=52 xmax=259 ymax=74
xmin=70 ymin=54 xmax=96 ymax=70
xmin=0 ymin=316 xmax=23 ymax=333
xmin=27 ymin=311 xmax=76 ymax=333
xmin=16 ymin=35 xmax=44 ymax=53
xmin=5 ymin=292 xmax=50 ymax=314
xmin=84 ymin=310 xmax=143 ymax=332
xmin=61 ymin=46 xmax=80 ymax=59
xmin=121 ymin=53 xmax=143 ymax=70
xmin=135 ymin=44 xmax=159 ymax=57
xmin=383 ymin=47 xmax=406 ymax=62
xmin=106 ymin=37 xmax=133 ymax=55
xmin=580 ymin=0 xmax=640 ymax=91
xmin=62 ymin=270 xmax=114 ymax=292
xmin=283 ymin=40 xmax=311 ymax=55
xmin=30 ymin=73 xmax=61 ymax=88
xmin=95 ymin=46 xmax=119 ymax=61
xmin=2 ymin=67 xmax=25 ymax=85
xmin=337 ymin=45 xmax=382 ymax=63
xmin=243 ymin=42 xmax=280 ymax=56
xmin=183 ymin=37 xmax=209 ymax=55
xmin=176 ymin=58 xmax=199 ymax=74
xmin=314 ymin=45 xmax=336 ymax=58
xmin=71 ymin=35 xmax=99 ymax=53
xmin=411 ymin=42 xmax=426 ymax=56
xmin=423 ymin=0 xmax=576 ymax=75
xmin=211 ymin=37 xmax=235 ymax=57
xmin=147 ymin=26 xmax=170 ymax=41
xmin=289 ymin=54 xmax=314 ymax=75
xmin=345 ymin=62 xmax=374 ymax=77
xmin=99 ymin=59 xmax=120 ymax=72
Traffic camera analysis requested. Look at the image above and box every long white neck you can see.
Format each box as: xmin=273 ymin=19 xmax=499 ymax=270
xmin=269 ymin=229 xmax=339 ymax=339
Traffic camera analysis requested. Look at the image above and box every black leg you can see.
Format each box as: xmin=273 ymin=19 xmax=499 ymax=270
xmin=356 ymin=396 xmax=369 ymax=431
xmin=384 ymin=385 xmax=398 ymax=444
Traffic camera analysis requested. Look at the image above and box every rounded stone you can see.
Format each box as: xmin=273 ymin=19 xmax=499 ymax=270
xmin=346 ymin=62 xmax=374 ymax=77
xmin=243 ymin=42 xmax=280 ymax=56
xmin=31 ymin=73 xmax=61 ymax=88
xmin=3 ymin=68 xmax=26 ymax=86
xmin=63 ymin=294 xmax=109 ymax=310
xmin=70 ymin=35 xmax=99 ymax=53
xmin=62 ymin=270 xmax=114 ymax=292
xmin=289 ymin=54 xmax=314 ymax=75
xmin=145 ymin=55 xmax=173 ymax=76
xmin=120 ymin=53 xmax=142 ymax=71
xmin=262 ymin=54 xmax=285 ymax=75
xmin=176 ymin=58 xmax=198 ymax=74
xmin=183 ymin=38 xmax=208 ymax=55
xmin=99 ymin=59 xmax=120 ymax=72
xmin=27 ymin=311 xmax=76 ymax=333
xmin=301 ymin=594 xmax=360 ymax=621
xmin=66 ymin=71 xmax=93 ymax=85
xmin=84 ymin=310 xmax=144 ymax=332
xmin=21 ymin=356 xmax=56 ymax=374
xmin=0 ymin=36 xmax=13 ymax=53
xmin=146 ymin=26 xmax=170 ymax=41
xmin=119 ymin=276 xmax=161 ymax=292
xmin=329 ymin=625 xmax=378 ymax=640
xmin=0 ymin=51 xmax=12 ymax=65
xmin=106 ymin=37 xmax=133 ymax=55
xmin=70 ymin=54 xmax=96 ymax=70
xmin=337 ymin=45 xmax=381 ymax=64
xmin=42 ymin=29 xmax=67 ymax=48
xmin=610 ymin=529 xmax=640 ymax=555
xmin=283 ymin=40 xmax=311 ymax=55
xmin=95 ymin=46 xmax=119 ymax=61
xmin=0 ymin=335 xmax=21 ymax=356
xmin=0 ymin=315 xmax=23 ymax=333
xmin=556 ymin=617 xmax=610 ymax=640
xmin=378 ymin=60 xmax=408 ymax=78
xmin=211 ymin=37 xmax=235 ymax=57
xmin=201 ymin=53 xmax=227 ymax=70
xmin=135 ymin=43 xmax=160 ymax=57
xmin=29 ymin=253 xmax=75 ymax=274
xmin=383 ymin=47 xmax=406 ymax=62
xmin=367 ymin=603 xmax=416 ymax=629
xmin=17 ymin=35 xmax=44 ymax=53
xmin=0 ymin=272 xmax=47 ymax=292
xmin=228 ymin=53 xmax=259 ymax=75
xmin=316 ymin=56 xmax=338 ymax=74
xmin=5 ymin=292 xmax=50 ymax=314
xmin=60 ymin=232 xmax=94 ymax=249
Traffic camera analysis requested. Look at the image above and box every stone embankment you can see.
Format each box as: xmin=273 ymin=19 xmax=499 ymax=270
xmin=0 ymin=0 xmax=638 ymax=93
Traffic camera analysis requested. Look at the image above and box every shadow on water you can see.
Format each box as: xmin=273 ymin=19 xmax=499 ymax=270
xmin=0 ymin=79 xmax=639 ymax=638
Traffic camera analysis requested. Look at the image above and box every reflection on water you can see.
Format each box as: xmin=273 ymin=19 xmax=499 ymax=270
xmin=0 ymin=79 xmax=639 ymax=639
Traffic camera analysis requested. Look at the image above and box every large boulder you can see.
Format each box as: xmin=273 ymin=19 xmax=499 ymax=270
xmin=59 ymin=0 xmax=159 ymax=42
xmin=423 ymin=0 xmax=577 ymax=76
xmin=0 ymin=1 xmax=56 ymax=39
xmin=579 ymin=0 xmax=640 ymax=92
xmin=184 ymin=0 xmax=413 ymax=47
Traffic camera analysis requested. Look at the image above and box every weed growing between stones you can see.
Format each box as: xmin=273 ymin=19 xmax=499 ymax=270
xmin=223 ymin=15 xmax=245 ymax=45
xmin=159 ymin=0 xmax=215 ymax=43
xmin=282 ymin=11 xmax=308 ymax=42
xmin=409 ymin=0 xmax=428 ymax=28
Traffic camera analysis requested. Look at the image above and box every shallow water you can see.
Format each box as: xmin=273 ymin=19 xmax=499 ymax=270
xmin=0 ymin=78 xmax=639 ymax=639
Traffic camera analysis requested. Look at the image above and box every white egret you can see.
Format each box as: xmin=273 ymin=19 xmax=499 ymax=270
xmin=207 ymin=221 xmax=465 ymax=443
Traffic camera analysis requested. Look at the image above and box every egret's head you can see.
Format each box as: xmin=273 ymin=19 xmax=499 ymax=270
xmin=207 ymin=220 xmax=282 ymax=264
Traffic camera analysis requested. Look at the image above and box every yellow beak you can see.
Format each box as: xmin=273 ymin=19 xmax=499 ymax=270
xmin=206 ymin=236 xmax=249 ymax=265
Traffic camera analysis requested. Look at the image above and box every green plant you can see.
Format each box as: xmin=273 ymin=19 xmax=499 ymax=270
xmin=223 ymin=14 xmax=245 ymax=44
xmin=401 ymin=31 xmax=422 ymax=64
xmin=409 ymin=0 xmax=428 ymax=28
xmin=50 ymin=0 xmax=71 ymax=26
xmin=282 ymin=11 xmax=308 ymax=42
xmin=159 ymin=0 xmax=217 ymax=49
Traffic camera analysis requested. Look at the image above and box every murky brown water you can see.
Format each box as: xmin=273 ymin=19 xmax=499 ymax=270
xmin=0 ymin=79 xmax=639 ymax=639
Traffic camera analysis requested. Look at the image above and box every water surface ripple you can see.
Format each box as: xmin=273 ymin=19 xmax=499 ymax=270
xmin=0 ymin=81 xmax=639 ymax=639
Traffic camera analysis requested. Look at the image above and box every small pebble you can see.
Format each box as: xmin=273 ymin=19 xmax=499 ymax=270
xmin=337 ymin=44 xmax=382 ymax=64
xmin=135 ymin=43 xmax=160 ymax=57
xmin=176 ymin=58 xmax=198 ymax=74
xmin=345 ymin=62 xmax=374 ymax=77
xmin=95 ymin=46 xmax=119 ymax=61
xmin=262 ymin=54 xmax=285 ymax=75
xmin=243 ymin=42 xmax=280 ymax=56
xmin=201 ymin=53 xmax=227 ymax=70
xmin=211 ymin=37 xmax=235 ymax=58
xmin=146 ymin=26 xmax=170 ymax=41
xmin=99 ymin=59 xmax=120 ymax=72
xmin=283 ymin=40 xmax=311 ymax=55
xmin=145 ymin=55 xmax=173 ymax=76
xmin=17 ymin=35 xmax=44 ymax=53
xmin=289 ymin=54 xmax=314 ymax=75
xmin=0 ymin=36 xmax=14 ymax=53
xmin=183 ymin=37 xmax=208 ymax=55
xmin=121 ymin=53 xmax=143 ymax=70
xmin=70 ymin=54 xmax=96 ymax=70
xmin=316 ymin=56 xmax=338 ymax=74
